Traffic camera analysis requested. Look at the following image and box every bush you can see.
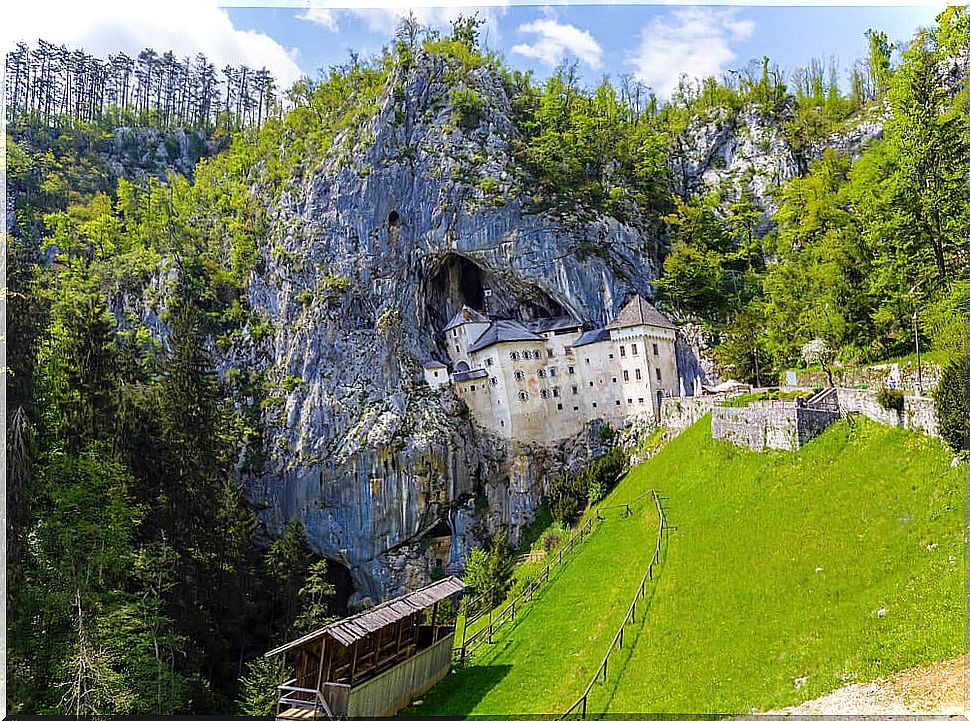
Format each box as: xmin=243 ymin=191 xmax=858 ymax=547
xmin=876 ymin=387 xmax=905 ymax=413
xmin=449 ymin=87 xmax=485 ymax=130
xmin=462 ymin=529 xmax=515 ymax=607
xmin=935 ymin=358 xmax=969 ymax=453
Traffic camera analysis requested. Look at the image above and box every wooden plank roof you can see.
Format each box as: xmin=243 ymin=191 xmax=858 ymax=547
xmin=265 ymin=576 xmax=466 ymax=656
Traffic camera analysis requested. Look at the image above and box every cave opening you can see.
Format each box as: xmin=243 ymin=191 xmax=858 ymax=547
xmin=388 ymin=210 xmax=400 ymax=227
xmin=323 ymin=558 xmax=355 ymax=617
xmin=423 ymin=253 xmax=569 ymax=338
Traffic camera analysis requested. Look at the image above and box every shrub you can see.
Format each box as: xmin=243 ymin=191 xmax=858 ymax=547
xmin=935 ymin=358 xmax=969 ymax=453
xmin=876 ymin=387 xmax=905 ymax=413
xmin=449 ymin=87 xmax=485 ymax=130
xmin=282 ymin=375 xmax=304 ymax=393
xmin=462 ymin=529 xmax=515 ymax=607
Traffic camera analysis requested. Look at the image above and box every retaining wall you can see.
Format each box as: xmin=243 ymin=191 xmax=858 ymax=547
xmin=836 ymin=389 xmax=938 ymax=437
xmin=659 ymin=395 xmax=720 ymax=431
xmin=712 ymin=400 xmax=838 ymax=451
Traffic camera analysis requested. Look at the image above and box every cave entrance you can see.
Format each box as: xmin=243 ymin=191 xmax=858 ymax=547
xmin=323 ymin=558 xmax=355 ymax=617
xmin=423 ymin=253 xmax=570 ymax=338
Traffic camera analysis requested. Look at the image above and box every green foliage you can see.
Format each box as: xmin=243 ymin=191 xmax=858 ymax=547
xmin=876 ymin=387 xmax=906 ymax=413
xmin=462 ymin=529 xmax=516 ymax=608
xmin=237 ymin=655 xmax=287 ymax=716
xmin=934 ymin=358 xmax=969 ymax=453
xmin=449 ymin=87 xmax=485 ymax=130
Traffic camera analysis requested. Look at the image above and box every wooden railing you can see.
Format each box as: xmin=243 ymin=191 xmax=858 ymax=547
xmin=276 ymin=679 xmax=334 ymax=719
xmin=558 ymin=489 xmax=667 ymax=720
xmin=455 ymin=515 xmax=597 ymax=662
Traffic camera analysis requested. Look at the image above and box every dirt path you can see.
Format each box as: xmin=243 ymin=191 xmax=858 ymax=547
xmin=772 ymin=654 xmax=967 ymax=715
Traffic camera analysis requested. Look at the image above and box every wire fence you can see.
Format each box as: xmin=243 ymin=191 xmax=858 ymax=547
xmin=558 ymin=489 xmax=667 ymax=720
xmin=454 ymin=514 xmax=598 ymax=663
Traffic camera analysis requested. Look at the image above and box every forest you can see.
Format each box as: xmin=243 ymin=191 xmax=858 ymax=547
xmin=5 ymin=7 xmax=969 ymax=715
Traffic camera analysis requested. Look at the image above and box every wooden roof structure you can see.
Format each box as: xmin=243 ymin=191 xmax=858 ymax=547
xmin=265 ymin=576 xmax=466 ymax=657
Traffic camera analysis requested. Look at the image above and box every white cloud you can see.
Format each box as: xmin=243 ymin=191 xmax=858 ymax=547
xmin=308 ymin=2 xmax=506 ymax=45
xmin=298 ymin=8 xmax=339 ymax=33
xmin=2 ymin=0 xmax=304 ymax=90
xmin=511 ymin=16 xmax=603 ymax=69
xmin=627 ymin=8 xmax=755 ymax=98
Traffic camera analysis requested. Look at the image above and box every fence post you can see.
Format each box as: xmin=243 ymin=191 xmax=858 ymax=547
xmin=602 ymin=657 xmax=608 ymax=682
xmin=581 ymin=694 xmax=587 ymax=719
xmin=619 ymin=627 xmax=623 ymax=649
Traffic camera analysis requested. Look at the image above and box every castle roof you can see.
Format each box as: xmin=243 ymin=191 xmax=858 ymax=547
xmin=468 ymin=320 xmax=543 ymax=353
xmin=422 ymin=360 xmax=447 ymax=370
xmin=527 ymin=316 xmax=583 ymax=334
xmin=573 ymin=327 xmax=611 ymax=347
xmin=607 ymin=295 xmax=675 ymax=330
xmin=443 ymin=306 xmax=489 ymax=332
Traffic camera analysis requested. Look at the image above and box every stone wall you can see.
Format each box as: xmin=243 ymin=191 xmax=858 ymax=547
xmin=712 ymin=400 xmax=838 ymax=451
xmin=836 ymin=389 xmax=938 ymax=437
xmin=784 ymin=362 xmax=942 ymax=394
xmin=660 ymin=395 xmax=719 ymax=432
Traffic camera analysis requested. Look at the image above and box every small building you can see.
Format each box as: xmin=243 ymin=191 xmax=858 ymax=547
xmin=422 ymin=360 xmax=449 ymax=389
xmin=266 ymin=576 xmax=466 ymax=719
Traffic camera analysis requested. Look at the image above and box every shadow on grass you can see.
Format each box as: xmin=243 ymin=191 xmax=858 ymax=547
xmin=399 ymin=664 xmax=513 ymax=716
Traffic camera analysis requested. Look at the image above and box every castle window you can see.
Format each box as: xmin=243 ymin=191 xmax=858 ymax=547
xmin=612 ymin=377 xmax=617 ymax=383
xmin=553 ymin=387 xmax=560 ymax=398
xmin=565 ymin=346 xmax=573 ymax=356
xmin=635 ymin=368 xmax=641 ymax=381
xmin=540 ymin=389 xmax=550 ymax=399
xmin=485 ymin=357 xmax=494 ymax=367
xmin=592 ymin=402 xmax=597 ymax=408
xmin=620 ymin=345 xmax=626 ymax=358
xmin=608 ymin=353 xmax=614 ymax=360
xmin=572 ymin=386 xmax=578 ymax=395
xmin=615 ymin=400 xmax=621 ymax=406
xmin=589 ymin=381 xmax=593 ymax=387
xmin=557 ymin=403 xmax=563 ymax=411
xmin=455 ymin=345 xmax=460 ymax=353
xmin=568 ymin=366 xmax=575 ymax=375
xmin=501 ymin=420 xmax=505 ymax=427
xmin=638 ymin=398 xmax=644 ymax=404
xmin=585 ymin=358 xmax=590 ymax=364
xmin=628 ymin=398 xmax=633 ymax=405
xmin=632 ymin=343 xmax=638 ymax=356
xmin=547 ymin=349 xmax=554 ymax=358
xmin=573 ymin=406 xmax=579 ymax=411
xmin=623 ymin=370 xmax=629 ymax=382
xmin=490 ymin=376 xmax=498 ymax=386
xmin=470 ymin=385 xmax=476 ymax=391
xmin=536 ymin=369 xmax=546 ymax=378
xmin=656 ymin=368 xmax=662 ymax=381
xmin=653 ymin=343 xmax=659 ymax=355
xmin=548 ymin=367 xmax=557 ymax=377
xmin=514 ymin=370 xmax=525 ymax=381
xmin=518 ymin=391 xmax=529 ymax=402
xmin=510 ymin=351 xmax=519 ymax=361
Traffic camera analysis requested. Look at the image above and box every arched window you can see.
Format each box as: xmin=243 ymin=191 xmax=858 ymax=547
xmin=536 ymin=369 xmax=546 ymax=378
xmin=533 ymin=350 xmax=542 ymax=359
xmin=513 ymin=370 xmax=525 ymax=381
xmin=518 ymin=391 xmax=530 ymax=402
xmin=489 ymin=376 xmax=499 ymax=386
xmin=510 ymin=351 xmax=519 ymax=361
xmin=485 ymin=357 xmax=494 ymax=367
xmin=455 ymin=361 xmax=469 ymax=373
xmin=540 ymin=389 xmax=550 ymax=399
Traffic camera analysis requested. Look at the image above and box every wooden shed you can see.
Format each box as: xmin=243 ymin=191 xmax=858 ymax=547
xmin=265 ymin=576 xmax=466 ymax=719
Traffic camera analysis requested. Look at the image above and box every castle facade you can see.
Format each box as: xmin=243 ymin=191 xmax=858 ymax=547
xmin=423 ymin=295 xmax=688 ymax=446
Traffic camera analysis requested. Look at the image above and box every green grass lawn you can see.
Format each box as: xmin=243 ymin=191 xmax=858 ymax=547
xmin=603 ymin=416 xmax=962 ymax=712
xmin=410 ymin=491 xmax=661 ymax=714
xmin=408 ymin=417 xmax=962 ymax=715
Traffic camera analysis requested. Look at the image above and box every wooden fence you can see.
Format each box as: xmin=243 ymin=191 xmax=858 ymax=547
xmin=455 ymin=515 xmax=597 ymax=662
xmin=558 ymin=489 xmax=667 ymax=720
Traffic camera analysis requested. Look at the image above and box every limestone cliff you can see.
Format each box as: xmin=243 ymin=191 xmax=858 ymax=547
xmin=239 ymin=52 xmax=667 ymax=605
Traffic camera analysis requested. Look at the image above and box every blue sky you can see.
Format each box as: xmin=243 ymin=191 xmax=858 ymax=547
xmin=4 ymin=2 xmax=948 ymax=98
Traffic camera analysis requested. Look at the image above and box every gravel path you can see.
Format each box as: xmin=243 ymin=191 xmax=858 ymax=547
xmin=770 ymin=654 xmax=967 ymax=715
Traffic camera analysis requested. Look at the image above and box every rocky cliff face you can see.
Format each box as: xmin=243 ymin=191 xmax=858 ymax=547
xmin=239 ymin=52 xmax=667 ymax=605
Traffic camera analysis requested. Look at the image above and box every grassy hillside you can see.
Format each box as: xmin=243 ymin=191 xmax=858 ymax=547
xmin=413 ymin=417 xmax=962 ymax=714
xmin=410 ymin=492 xmax=661 ymax=714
